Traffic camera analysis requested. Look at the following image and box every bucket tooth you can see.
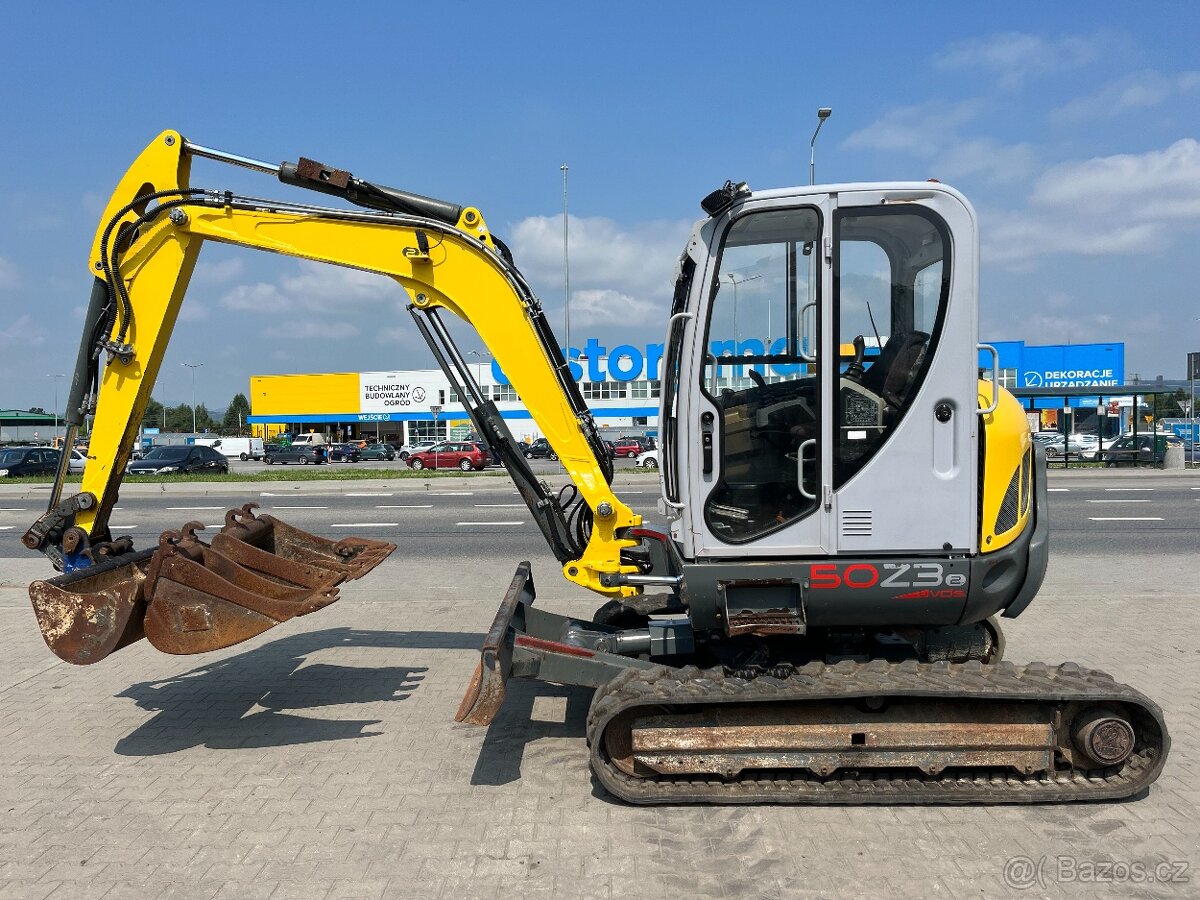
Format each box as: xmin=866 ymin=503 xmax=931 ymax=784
xmin=220 ymin=503 xmax=396 ymax=581
xmin=28 ymin=549 xmax=154 ymax=665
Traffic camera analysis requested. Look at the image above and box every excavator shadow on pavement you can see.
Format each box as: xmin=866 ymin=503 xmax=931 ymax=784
xmin=114 ymin=627 xmax=480 ymax=756
xmin=468 ymin=678 xmax=594 ymax=788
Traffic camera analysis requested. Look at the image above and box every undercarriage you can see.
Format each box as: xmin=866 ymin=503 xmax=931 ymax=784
xmin=457 ymin=562 xmax=1169 ymax=805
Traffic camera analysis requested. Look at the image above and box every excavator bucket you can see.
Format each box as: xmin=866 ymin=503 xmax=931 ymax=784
xmin=27 ymin=506 xmax=396 ymax=665
xmin=218 ymin=503 xmax=397 ymax=582
xmin=28 ymin=548 xmax=154 ymax=666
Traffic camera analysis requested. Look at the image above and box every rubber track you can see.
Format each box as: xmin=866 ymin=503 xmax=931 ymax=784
xmin=586 ymin=659 xmax=1169 ymax=805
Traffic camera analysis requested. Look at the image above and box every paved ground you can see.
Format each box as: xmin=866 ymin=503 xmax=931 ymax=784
xmin=1 ymin=471 xmax=1197 ymax=899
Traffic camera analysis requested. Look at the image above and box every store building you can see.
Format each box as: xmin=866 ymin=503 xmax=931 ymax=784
xmin=248 ymin=337 xmax=1126 ymax=444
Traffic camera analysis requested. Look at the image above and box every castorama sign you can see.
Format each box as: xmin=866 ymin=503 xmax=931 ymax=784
xmin=492 ymin=337 xmax=801 ymax=385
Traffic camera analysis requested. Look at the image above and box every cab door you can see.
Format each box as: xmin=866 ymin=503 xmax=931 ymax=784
xmin=685 ymin=196 xmax=833 ymax=558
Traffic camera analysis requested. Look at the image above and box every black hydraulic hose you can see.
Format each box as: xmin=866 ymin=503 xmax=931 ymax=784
xmin=96 ymin=189 xmax=208 ymax=347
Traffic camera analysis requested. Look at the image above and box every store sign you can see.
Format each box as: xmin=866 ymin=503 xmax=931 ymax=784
xmin=1022 ymin=368 xmax=1117 ymax=388
xmin=359 ymin=372 xmax=441 ymax=411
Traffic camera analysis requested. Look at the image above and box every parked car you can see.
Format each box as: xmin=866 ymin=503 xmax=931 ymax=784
xmin=263 ymin=444 xmax=326 ymax=465
xmin=1039 ymin=434 xmax=1090 ymax=458
xmin=602 ymin=440 xmax=617 ymax=458
xmin=635 ymin=448 xmax=659 ymax=470
xmin=328 ymin=443 xmax=361 ymax=462
xmin=1097 ymin=433 xmax=1184 ymax=467
xmin=127 ymin=445 xmax=229 ymax=476
xmin=263 ymin=442 xmax=285 ymax=455
xmin=359 ymin=443 xmax=396 ymax=461
xmin=613 ymin=437 xmax=649 ymax=458
xmin=523 ymin=437 xmax=558 ymax=461
xmin=408 ymin=441 xmax=489 ymax=471
xmin=67 ymin=449 xmax=86 ymax=474
xmin=0 ymin=446 xmax=61 ymax=478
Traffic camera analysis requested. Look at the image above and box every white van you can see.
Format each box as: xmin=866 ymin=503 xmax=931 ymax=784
xmin=288 ymin=433 xmax=328 ymax=448
xmin=196 ymin=437 xmax=265 ymax=461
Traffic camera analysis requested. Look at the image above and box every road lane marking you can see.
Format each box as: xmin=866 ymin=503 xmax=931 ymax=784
xmin=0 ymin=526 xmax=13 ymax=530
xmin=377 ymin=504 xmax=432 ymax=509
xmin=0 ymin=507 xmax=27 ymax=511
xmin=457 ymin=521 xmax=525 ymax=526
xmin=1104 ymin=488 xmax=1154 ymax=492
xmin=109 ymin=525 xmax=137 ymax=530
xmin=1088 ymin=517 xmax=1163 ymax=522
xmin=346 ymin=492 xmax=393 ymax=497
xmin=260 ymin=492 xmax=324 ymax=497
xmin=1047 ymin=488 xmax=1069 ymax=492
xmin=332 ymin=522 xmax=399 ymax=528
xmin=1086 ymin=499 xmax=1150 ymax=503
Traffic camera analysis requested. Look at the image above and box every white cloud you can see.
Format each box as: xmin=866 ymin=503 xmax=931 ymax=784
xmin=193 ymin=257 xmax=246 ymax=285
xmin=219 ymin=282 xmax=293 ymax=313
xmin=934 ymin=32 xmax=1106 ymax=89
xmin=1053 ymin=71 xmax=1200 ymax=122
xmin=844 ymin=103 xmax=1034 ymax=184
xmin=985 ymin=139 xmax=1200 ymax=263
xmin=844 ymin=101 xmax=981 ymax=155
xmin=218 ymin=260 xmax=401 ymax=316
xmin=508 ymin=214 xmax=691 ymax=327
xmin=934 ymin=138 xmax=1038 ymax=185
xmin=0 ymin=314 xmax=46 ymax=349
xmin=569 ymin=289 xmax=663 ymax=328
xmin=0 ymin=256 xmax=20 ymax=290
xmin=264 ymin=320 xmax=360 ymax=340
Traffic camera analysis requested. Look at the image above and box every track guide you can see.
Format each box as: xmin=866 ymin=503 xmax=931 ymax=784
xmin=586 ymin=659 xmax=1169 ymax=805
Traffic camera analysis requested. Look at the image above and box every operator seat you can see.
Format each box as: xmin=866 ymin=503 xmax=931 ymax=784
xmin=860 ymin=330 xmax=929 ymax=412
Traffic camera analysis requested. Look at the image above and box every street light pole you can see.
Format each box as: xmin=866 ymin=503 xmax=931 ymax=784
xmin=723 ymin=273 xmax=763 ymax=344
xmin=809 ymin=107 xmax=832 ymax=186
xmin=469 ymin=350 xmax=492 ymax=396
xmin=47 ymin=374 xmax=64 ymax=445
xmin=561 ymin=163 xmax=571 ymax=359
xmin=182 ymin=363 xmax=203 ymax=434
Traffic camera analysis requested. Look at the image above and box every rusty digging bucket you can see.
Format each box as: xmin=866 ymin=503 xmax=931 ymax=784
xmin=28 ymin=504 xmax=396 ymax=665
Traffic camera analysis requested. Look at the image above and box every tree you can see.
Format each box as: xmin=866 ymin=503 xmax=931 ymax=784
xmin=194 ymin=404 xmax=217 ymax=433
xmin=28 ymin=407 xmax=47 ymax=415
xmin=142 ymin=397 xmax=166 ymax=430
xmin=221 ymin=393 xmax=251 ymax=435
xmin=165 ymin=403 xmax=193 ymax=432
xmin=1151 ymin=389 xmax=1187 ymax=423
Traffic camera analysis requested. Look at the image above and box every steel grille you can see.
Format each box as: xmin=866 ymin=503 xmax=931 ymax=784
xmin=995 ymin=466 xmax=1021 ymax=535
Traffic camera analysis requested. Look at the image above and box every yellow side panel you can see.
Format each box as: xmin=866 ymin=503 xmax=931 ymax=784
xmin=979 ymin=381 xmax=1032 ymax=552
xmin=250 ymin=373 xmax=360 ymax=416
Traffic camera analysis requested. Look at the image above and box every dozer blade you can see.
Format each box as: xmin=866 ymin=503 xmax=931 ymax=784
xmin=26 ymin=508 xmax=396 ymax=665
xmin=219 ymin=503 xmax=396 ymax=582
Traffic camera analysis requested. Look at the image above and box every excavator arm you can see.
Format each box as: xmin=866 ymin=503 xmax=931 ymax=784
xmin=25 ymin=130 xmax=641 ymax=664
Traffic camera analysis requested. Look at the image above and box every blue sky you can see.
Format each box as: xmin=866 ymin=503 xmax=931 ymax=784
xmin=2 ymin=2 xmax=1199 ymax=410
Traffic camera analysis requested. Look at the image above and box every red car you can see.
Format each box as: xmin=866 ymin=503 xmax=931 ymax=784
xmin=613 ymin=437 xmax=648 ymax=458
xmin=407 ymin=441 xmax=488 ymax=471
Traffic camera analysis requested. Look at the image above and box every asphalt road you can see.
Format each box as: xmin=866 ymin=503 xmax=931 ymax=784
xmin=2 ymin=468 xmax=1197 ymax=562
